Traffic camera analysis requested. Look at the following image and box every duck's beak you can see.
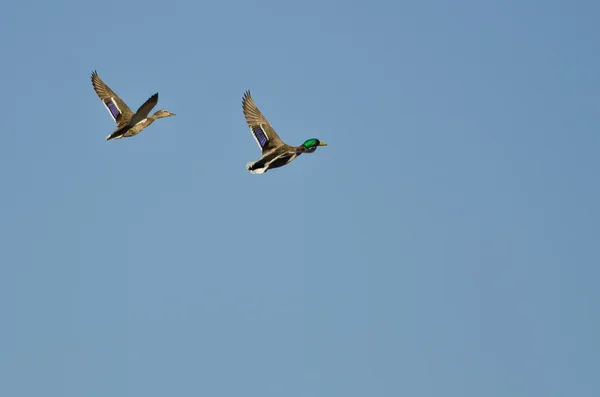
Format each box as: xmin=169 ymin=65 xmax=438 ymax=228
xmin=169 ymin=112 xmax=176 ymax=117
xmin=319 ymin=142 xmax=327 ymax=146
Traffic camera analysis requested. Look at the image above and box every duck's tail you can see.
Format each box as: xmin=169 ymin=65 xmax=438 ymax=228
xmin=246 ymin=161 xmax=267 ymax=174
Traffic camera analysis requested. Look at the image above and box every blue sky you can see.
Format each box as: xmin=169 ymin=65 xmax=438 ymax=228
xmin=1 ymin=0 xmax=599 ymax=396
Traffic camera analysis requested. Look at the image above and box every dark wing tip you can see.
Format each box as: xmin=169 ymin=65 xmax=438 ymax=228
xmin=242 ymin=90 xmax=251 ymax=103
xmin=149 ymin=92 xmax=159 ymax=104
xmin=242 ymin=90 xmax=255 ymax=114
xmin=90 ymin=71 xmax=103 ymax=93
xmin=91 ymin=71 xmax=104 ymax=89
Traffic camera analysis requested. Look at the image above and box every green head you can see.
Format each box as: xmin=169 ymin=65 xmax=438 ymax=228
xmin=302 ymin=138 xmax=327 ymax=152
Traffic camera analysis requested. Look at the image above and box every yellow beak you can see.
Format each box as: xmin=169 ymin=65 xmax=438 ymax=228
xmin=319 ymin=142 xmax=327 ymax=146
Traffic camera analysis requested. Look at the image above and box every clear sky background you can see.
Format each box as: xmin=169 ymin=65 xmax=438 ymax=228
xmin=1 ymin=0 xmax=599 ymax=396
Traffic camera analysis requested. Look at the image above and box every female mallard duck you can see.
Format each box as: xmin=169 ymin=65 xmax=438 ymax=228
xmin=91 ymin=71 xmax=176 ymax=140
xmin=242 ymin=90 xmax=327 ymax=174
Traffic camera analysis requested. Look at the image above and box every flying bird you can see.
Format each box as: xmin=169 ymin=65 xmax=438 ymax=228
xmin=241 ymin=90 xmax=327 ymax=174
xmin=91 ymin=71 xmax=176 ymax=140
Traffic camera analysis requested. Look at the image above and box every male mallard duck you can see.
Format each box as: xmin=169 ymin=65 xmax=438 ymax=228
xmin=91 ymin=71 xmax=176 ymax=140
xmin=241 ymin=90 xmax=327 ymax=174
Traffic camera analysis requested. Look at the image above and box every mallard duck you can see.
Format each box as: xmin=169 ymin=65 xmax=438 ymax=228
xmin=241 ymin=90 xmax=327 ymax=174
xmin=91 ymin=71 xmax=176 ymax=140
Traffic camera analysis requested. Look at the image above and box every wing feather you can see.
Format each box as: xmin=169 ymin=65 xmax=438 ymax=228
xmin=91 ymin=71 xmax=134 ymax=128
xmin=129 ymin=93 xmax=158 ymax=126
xmin=241 ymin=90 xmax=285 ymax=153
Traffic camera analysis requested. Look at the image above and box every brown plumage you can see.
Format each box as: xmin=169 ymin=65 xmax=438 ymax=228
xmin=91 ymin=71 xmax=175 ymax=140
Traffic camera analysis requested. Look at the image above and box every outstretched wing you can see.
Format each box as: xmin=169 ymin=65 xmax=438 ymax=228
xmin=129 ymin=93 xmax=158 ymax=126
xmin=241 ymin=90 xmax=285 ymax=153
xmin=91 ymin=71 xmax=134 ymax=129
